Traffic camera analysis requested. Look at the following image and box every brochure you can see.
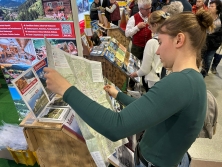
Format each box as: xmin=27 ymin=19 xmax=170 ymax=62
xmin=104 ymin=49 xmax=115 ymax=63
xmin=104 ymin=78 xmax=124 ymax=113
xmin=100 ymin=36 xmax=111 ymax=48
xmin=123 ymin=53 xmax=141 ymax=83
xmin=39 ymin=107 xmax=70 ymax=123
xmin=11 ymin=58 xmax=70 ymax=123
xmin=115 ymin=47 xmax=126 ymax=68
xmin=62 ymin=109 xmax=84 ymax=142
xmin=108 ymin=145 xmax=134 ymax=167
xmin=48 ymin=97 xmax=69 ymax=108
xmin=90 ymin=45 xmax=105 ymax=56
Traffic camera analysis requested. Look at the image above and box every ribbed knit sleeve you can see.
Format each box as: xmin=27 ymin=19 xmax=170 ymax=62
xmin=63 ymin=70 xmax=198 ymax=142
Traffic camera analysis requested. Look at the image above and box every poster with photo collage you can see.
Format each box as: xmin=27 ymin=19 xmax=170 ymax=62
xmin=0 ymin=0 xmax=78 ymax=121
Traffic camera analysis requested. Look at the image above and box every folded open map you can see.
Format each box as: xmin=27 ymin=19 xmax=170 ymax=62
xmin=45 ymin=38 xmax=128 ymax=166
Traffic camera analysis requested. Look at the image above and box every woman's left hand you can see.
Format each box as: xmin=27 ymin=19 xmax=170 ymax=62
xmin=43 ymin=67 xmax=72 ymax=96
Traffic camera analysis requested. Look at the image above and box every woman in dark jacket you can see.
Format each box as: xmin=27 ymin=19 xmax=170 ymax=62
xmin=129 ymin=0 xmax=139 ymax=16
xmin=201 ymin=0 xmax=222 ymax=77
xmin=90 ymin=0 xmax=101 ymax=20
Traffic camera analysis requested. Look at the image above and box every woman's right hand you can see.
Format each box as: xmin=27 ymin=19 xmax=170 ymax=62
xmin=104 ymin=85 xmax=118 ymax=98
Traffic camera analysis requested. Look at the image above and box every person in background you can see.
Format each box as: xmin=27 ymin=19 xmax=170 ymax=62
xmin=201 ymin=0 xmax=222 ymax=77
xmin=188 ymin=0 xmax=196 ymax=6
xmin=53 ymin=12 xmax=57 ymax=20
xmin=162 ymin=1 xmax=184 ymax=15
xmin=205 ymin=0 xmax=212 ymax=7
xmin=209 ymin=1 xmax=222 ymax=74
xmin=125 ymin=0 xmax=152 ymax=90
xmin=192 ymin=0 xmax=208 ymax=14
xmin=175 ymin=0 xmax=192 ymax=11
xmin=211 ymin=44 xmax=222 ymax=74
xmin=60 ymin=11 xmax=66 ymax=21
xmin=100 ymin=0 xmax=111 ymax=22
xmin=105 ymin=0 xmax=121 ymax=26
xmin=152 ymin=0 xmax=173 ymax=11
xmin=90 ymin=0 xmax=101 ymax=21
xmin=43 ymin=10 xmax=213 ymax=167
xmin=129 ymin=0 xmax=139 ymax=16
xmin=153 ymin=0 xmax=192 ymax=11
xmin=130 ymin=10 xmax=170 ymax=91
xmin=57 ymin=11 xmax=62 ymax=20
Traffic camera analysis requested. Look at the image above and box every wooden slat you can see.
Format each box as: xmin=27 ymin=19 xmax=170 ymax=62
xmin=23 ymin=128 xmax=38 ymax=151
xmin=33 ymin=128 xmax=96 ymax=167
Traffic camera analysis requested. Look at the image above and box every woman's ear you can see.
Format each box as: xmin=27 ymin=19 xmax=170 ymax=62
xmin=175 ymin=33 xmax=185 ymax=48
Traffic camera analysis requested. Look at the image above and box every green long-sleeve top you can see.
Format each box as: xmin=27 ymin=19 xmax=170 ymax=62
xmin=63 ymin=69 xmax=207 ymax=167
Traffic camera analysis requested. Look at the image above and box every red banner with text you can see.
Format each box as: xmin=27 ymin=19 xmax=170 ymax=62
xmin=0 ymin=21 xmax=75 ymax=38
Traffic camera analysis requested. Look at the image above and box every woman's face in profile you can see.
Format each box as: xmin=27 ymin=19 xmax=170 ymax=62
xmin=156 ymin=33 xmax=176 ymax=69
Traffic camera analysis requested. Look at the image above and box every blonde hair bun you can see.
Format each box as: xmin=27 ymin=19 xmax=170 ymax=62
xmin=196 ymin=10 xmax=214 ymax=33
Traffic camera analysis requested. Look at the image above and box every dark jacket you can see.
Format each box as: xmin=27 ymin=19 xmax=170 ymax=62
xmin=206 ymin=14 xmax=222 ymax=50
xmin=90 ymin=2 xmax=100 ymax=20
xmin=101 ymin=0 xmax=111 ymax=22
xmin=129 ymin=1 xmax=139 ymax=16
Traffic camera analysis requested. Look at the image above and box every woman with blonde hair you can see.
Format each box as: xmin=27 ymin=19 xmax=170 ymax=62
xmin=130 ymin=10 xmax=170 ymax=91
xmin=44 ymin=10 xmax=214 ymax=167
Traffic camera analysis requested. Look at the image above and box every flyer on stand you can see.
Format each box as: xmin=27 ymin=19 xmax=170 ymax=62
xmin=11 ymin=58 xmax=70 ymax=123
xmin=12 ymin=68 xmax=49 ymax=117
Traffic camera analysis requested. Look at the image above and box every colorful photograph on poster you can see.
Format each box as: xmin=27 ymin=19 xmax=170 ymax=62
xmin=42 ymin=0 xmax=73 ymax=21
xmin=0 ymin=0 xmax=73 ymax=21
xmin=9 ymin=86 xmax=30 ymax=120
xmin=0 ymin=38 xmax=38 ymax=65
xmin=1 ymin=64 xmax=30 ymax=85
xmin=33 ymin=38 xmax=78 ymax=56
xmin=77 ymin=0 xmax=89 ymax=13
xmin=78 ymin=0 xmax=93 ymax=21
xmin=0 ymin=64 xmax=30 ymax=120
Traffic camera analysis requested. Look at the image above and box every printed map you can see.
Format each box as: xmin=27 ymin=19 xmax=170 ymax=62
xmin=45 ymin=38 xmax=128 ymax=166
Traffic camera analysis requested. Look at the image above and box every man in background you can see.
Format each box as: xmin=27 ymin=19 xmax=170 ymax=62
xmin=125 ymin=0 xmax=152 ymax=90
xmin=192 ymin=0 xmax=208 ymax=14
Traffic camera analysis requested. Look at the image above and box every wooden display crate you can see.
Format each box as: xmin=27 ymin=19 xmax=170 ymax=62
xmin=20 ymin=113 xmax=96 ymax=167
xmin=107 ymin=28 xmax=131 ymax=49
xmin=97 ymin=24 xmax=131 ymax=49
